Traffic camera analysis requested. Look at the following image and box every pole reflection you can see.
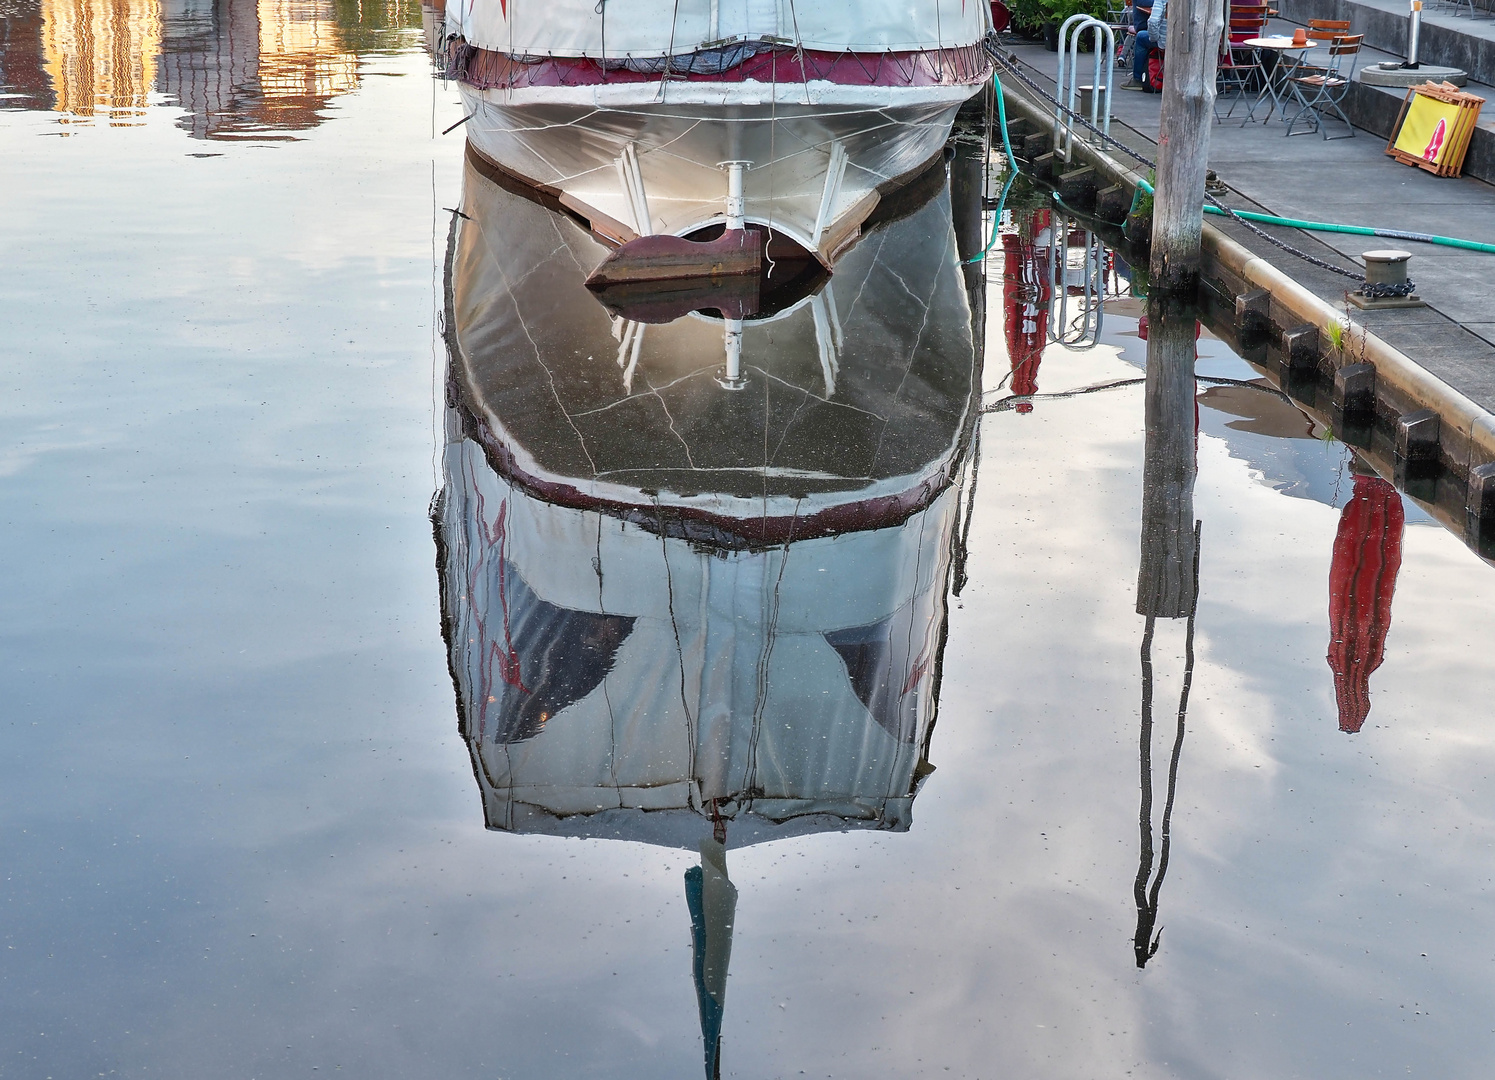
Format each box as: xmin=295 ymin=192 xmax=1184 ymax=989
xmin=1132 ymin=295 xmax=1202 ymax=968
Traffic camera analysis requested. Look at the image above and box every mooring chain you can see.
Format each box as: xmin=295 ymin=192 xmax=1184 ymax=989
xmin=982 ymin=39 xmax=1415 ymax=296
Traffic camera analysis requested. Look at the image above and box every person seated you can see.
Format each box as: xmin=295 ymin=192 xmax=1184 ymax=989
xmin=1121 ymin=0 xmax=1156 ymax=92
xmin=1145 ymin=0 xmax=1167 ymax=89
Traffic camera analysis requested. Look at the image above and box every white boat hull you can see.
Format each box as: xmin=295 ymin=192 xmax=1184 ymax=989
xmin=459 ymin=80 xmax=982 ymax=260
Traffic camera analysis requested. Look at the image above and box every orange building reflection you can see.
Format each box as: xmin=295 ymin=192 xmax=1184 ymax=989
xmin=41 ymin=0 xmax=161 ymax=125
xmin=3 ymin=0 xmax=417 ymax=135
xmin=159 ymin=0 xmax=359 ymax=138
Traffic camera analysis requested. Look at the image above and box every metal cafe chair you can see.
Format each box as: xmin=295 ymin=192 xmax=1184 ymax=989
xmin=1306 ymin=17 xmax=1352 ymax=40
xmin=1216 ymin=3 xmax=1270 ymax=121
xmin=1284 ymin=34 xmax=1364 ymax=138
xmin=1215 ymin=25 xmax=1262 ymax=119
xmin=1444 ymin=0 xmax=1490 ymax=20
xmin=1282 ymin=20 xmax=1352 ymax=100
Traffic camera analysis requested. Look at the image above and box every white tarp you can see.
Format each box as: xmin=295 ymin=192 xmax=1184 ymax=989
xmin=452 ymin=0 xmax=989 ymax=58
xmin=437 ymin=431 xmax=962 ymax=845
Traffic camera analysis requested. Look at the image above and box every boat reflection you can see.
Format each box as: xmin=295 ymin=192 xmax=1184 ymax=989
xmin=445 ymin=138 xmax=982 ymax=547
xmin=434 ymin=143 xmax=982 ymax=1076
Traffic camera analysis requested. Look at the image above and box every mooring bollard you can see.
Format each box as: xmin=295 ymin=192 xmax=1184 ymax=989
xmin=1350 ymin=250 xmax=1424 ymax=309
xmin=1364 ymin=250 xmax=1412 ymax=287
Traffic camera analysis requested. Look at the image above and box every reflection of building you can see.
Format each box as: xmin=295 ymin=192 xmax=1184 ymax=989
xmin=7 ymin=0 xmax=416 ymax=135
xmin=155 ymin=0 xmax=359 ymax=139
xmin=419 ymin=0 xmax=442 ymax=58
xmin=1 ymin=1 xmax=57 ymax=111
xmin=41 ymin=0 xmax=160 ymax=124
xmin=153 ymin=0 xmax=258 ymax=137
xmin=254 ymin=0 xmax=355 ymax=120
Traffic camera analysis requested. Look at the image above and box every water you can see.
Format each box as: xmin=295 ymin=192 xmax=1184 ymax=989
xmin=5 ymin=6 xmax=1495 ymax=1077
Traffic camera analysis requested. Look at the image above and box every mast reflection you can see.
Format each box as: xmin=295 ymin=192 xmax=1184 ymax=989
xmin=434 ymin=141 xmax=982 ymax=1075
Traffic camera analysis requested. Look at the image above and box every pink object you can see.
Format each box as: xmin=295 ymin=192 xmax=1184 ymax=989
xmin=1423 ymin=117 xmax=1447 ymax=162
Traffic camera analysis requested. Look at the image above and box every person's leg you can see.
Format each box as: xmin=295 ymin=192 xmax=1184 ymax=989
xmin=1132 ymin=30 xmax=1152 ymax=83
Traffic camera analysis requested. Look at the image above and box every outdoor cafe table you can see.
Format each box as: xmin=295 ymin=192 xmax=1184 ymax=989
xmin=1242 ymin=37 xmax=1317 ymax=124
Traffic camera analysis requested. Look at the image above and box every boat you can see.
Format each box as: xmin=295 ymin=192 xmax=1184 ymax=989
xmin=438 ymin=0 xmax=995 ymax=268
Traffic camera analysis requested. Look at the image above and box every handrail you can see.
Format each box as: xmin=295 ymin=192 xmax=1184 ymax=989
xmin=1054 ymin=15 xmax=1115 ymax=163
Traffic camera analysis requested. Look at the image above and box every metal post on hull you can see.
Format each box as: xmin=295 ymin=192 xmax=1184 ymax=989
xmin=720 ymin=160 xmax=751 ymax=231
xmin=618 ymin=142 xmax=653 ymax=235
xmin=719 ymin=318 xmax=747 ymax=390
xmin=810 ymin=142 xmax=849 ymax=250
xmin=717 ymin=160 xmax=753 ymax=390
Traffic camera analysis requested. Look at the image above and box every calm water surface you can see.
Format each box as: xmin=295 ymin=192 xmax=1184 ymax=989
xmin=5 ymin=6 xmax=1495 ymax=1078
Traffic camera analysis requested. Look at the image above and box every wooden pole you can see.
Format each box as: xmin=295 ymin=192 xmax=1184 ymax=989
xmin=1148 ymin=0 xmax=1225 ymax=294
xmin=1137 ymin=297 xmax=1198 ymax=618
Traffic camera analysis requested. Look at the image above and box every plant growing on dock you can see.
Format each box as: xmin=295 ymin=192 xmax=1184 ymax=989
xmin=1007 ymin=0 xmax=1049 ymax=34
xmin=1324 ymin=317 xmax=1347 ymax=359
xmin=1324 ymin=314 xmax=1368 ymax=368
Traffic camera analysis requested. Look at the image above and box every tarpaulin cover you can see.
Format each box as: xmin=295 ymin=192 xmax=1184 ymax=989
xmin=437 ymin=431 xmax=962 ymax=846
xmin=452 ymin=0 xmax=990 ymax=59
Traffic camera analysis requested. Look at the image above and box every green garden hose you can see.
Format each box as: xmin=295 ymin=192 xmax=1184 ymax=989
xmin=1132 ymin=176 xmax=1495 ymax=254
xmin=965 ymin=75 xmax=1020 ymax=265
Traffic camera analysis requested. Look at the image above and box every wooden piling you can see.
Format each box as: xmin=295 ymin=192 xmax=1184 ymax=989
xmin=1148 ymin=0 xmax=1226 ymax=295
xmin=1137 ymin=297 xmax=1199 ymax=618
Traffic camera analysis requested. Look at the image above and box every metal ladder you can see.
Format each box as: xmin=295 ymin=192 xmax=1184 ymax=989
xmin=1053 ymin=15 xmax=1116 ymax=164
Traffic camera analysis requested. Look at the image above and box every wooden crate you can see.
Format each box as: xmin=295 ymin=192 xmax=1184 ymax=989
xmin=1386 ymin=81 xmax=1486 ymax=178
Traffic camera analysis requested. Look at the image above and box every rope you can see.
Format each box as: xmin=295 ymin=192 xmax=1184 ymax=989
xmin=980 ymin=373 xmax=1302 ymax=413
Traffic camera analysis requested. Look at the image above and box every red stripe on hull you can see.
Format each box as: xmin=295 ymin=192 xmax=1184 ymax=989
xmin=449 ymin=42 xmax=992 ymax=91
